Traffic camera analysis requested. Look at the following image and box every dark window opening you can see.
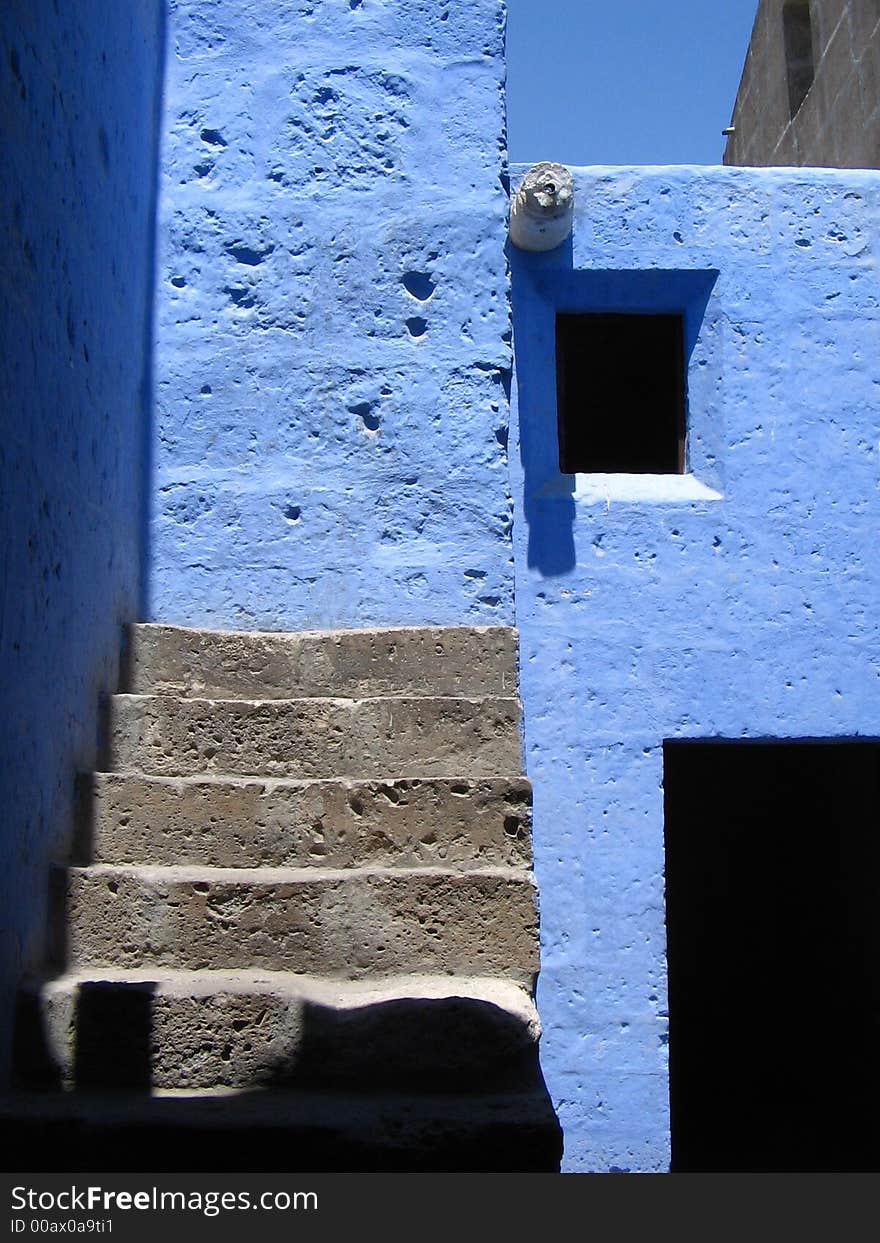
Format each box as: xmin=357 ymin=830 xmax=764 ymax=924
xmin=663 ymin=740 xmax=880 ymax=1172
xmin=556 ymin=313 xmax=685 ymax=474
xmin=783 ymin=1 xmax=815 ymax=119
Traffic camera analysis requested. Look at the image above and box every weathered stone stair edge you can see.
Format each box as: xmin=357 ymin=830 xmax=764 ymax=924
xmin=83 ymin=772 xmax=534 ymax=790
xmin=105 ymin=693 xmax=524 ymax=779
xmin=20 ymin=970 xmax=541 ymax=1092
xmin=128 ymin=621 xmax=520 ymax=642
xmin=30 ymin=966 xmax=542 ymax=1007
xmin=60 ymin=865 xmax=540 ymax=980
xmin=94 ymin=760 xmax=526 ymax=776
xmin=124 ymin=622 xmax=521 ymax=699
xmin=109 ymin=692 xmax=523 ymax=707
xmin=76 ymin=772 xmax=533 ymax=869
xmin=64 ymin=862 xmax=533 ymax=882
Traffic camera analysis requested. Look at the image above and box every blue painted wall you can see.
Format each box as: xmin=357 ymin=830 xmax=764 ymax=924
xmin=509 ymin=164 xmax=880 ymax=1170
xmin=0 ymin=0 xmax=164 ymax=1079
xmin=6 ymin=0 xmax=878 ymax=1172
xmin=149 ymin=0 xmax=513 ymax=630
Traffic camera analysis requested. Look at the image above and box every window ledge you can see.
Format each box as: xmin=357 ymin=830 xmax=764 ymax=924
xmin=570 ymin=473 xmax=723 ymax=504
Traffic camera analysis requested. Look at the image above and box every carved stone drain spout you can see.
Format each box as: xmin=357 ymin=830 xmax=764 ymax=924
xmin=509 ymin=162 xmax=574 ymax=252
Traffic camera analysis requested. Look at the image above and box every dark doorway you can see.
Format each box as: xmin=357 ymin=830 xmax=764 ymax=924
xmin=663 ymin=740 xmax=880 ymax=1172
xmin=555 ymin=313 xmax=685 ymax=474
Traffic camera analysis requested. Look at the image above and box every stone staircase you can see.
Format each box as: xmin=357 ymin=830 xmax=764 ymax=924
xmin=7 ymin=623 xmax=561 ymax=1171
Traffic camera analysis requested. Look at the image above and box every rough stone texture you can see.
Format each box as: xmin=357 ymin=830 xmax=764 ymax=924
xmin=725 ymin=0 xmax=880 ymax=167
xmin=509 ymin=164 xmax=880 ymax=1171
xmin=81 ymin=773 xmax=533 ymax=869
xmin=12 ymin=621 xmax=558 ymax=1168
xmin=107 ymin=694 xmax=523 ymax=778
xmin=0 ymin=1 xmax=164 ymax=1083
xmin=125 ymin=623 xmax=520 ymax=698
xmin=150 ymin=0 xmax=513 ymax=630
xmin=23 ymin=970 xmax=540 ymax=1092
xmin=61 ymin=865 xmax=539 ymax=983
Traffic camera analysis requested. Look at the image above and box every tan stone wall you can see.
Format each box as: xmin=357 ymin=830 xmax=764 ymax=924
xmin=724 ymin=0 xmax=880 ymax=167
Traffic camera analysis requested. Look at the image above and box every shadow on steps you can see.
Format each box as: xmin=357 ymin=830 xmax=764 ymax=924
xmin=8 ymin=980 xmax=563 ymax=1172
xmin=0 ymin=1086 xmax=563 ymax=1173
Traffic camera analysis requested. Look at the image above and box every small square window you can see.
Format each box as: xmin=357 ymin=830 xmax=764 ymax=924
xmin=556 ymin=312 xmax=686 ymax=474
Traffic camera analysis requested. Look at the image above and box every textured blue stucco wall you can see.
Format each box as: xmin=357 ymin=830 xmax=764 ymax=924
xmin=509 ymin=164 xmax=880 ymax=1171
xmin=150 ymin=0 xmax=513 ymax=630
xmin=0 ymin=0 xmax=164 ymax=1079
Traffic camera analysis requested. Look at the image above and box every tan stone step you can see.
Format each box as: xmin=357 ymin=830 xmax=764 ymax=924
xmin=106 ymin=693 xmax=523 ymax=779
xmin=79 ymin=773 xmax=532 ymax=869
xmin=124 ymin=623 xmax=519 ymax=699
xmin=60 ymin=865 xmax=539 ymax=983
xmin=18 ymin=969 xmax=540 ymax=1092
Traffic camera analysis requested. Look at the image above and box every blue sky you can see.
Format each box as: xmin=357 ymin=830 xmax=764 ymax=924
xmin=506 ymin=0 xmax=759 ymax=166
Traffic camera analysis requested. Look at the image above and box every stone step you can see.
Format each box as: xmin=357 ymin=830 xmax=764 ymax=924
xmin=106 ymin=693 xmax=522 ymax=779
xmin=0 ymin=1087 xmax=563 ymax=1172
xmin=59 ymin=865 xmax=539 ymax=982
xmin=78 ymin=773 xmax=532 ymax=869
xmin=17 ymin=970 xmax=541 ymax=1092
xmin=124 ymin=623 xmax=520 ymax=700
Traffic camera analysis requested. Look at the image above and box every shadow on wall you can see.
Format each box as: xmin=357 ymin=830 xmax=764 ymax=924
xmin=0 ymin=1 xmax=166 ymax=1082
xmin=136 ymin=8 xmax=166 ymax=629
xmin=509 ymin=235 xmax=577 ymax=576
xmin=510 ymin=243 xmax=718 ymax=576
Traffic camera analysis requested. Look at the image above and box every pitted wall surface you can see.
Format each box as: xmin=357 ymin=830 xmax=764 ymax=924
xmin=0 ymin=0 xmax=164 ymax=1079
xmin=150 ymin=0 xmax=513 ymax=630
xmin=509 ymin=164 xmax=880 ymax=1170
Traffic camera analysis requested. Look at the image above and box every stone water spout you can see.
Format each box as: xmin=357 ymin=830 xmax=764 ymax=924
xmin=509 ymin=162 xmax=574 ymax=252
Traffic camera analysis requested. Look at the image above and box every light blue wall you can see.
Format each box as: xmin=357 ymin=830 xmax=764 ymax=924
xmin=0 ymin=1 xmax=164 ymax=1078
xmin=149 ymin=0 xmax=513 ymax=630
xmin=8 ymin=0 xmax=876 ymax=1171
xmin=509 ymin=164 xmax=880 ymax=1171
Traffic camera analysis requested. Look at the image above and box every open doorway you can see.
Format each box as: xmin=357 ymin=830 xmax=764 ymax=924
xmin=663 ymin=739 xmax=880 ymax=1171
